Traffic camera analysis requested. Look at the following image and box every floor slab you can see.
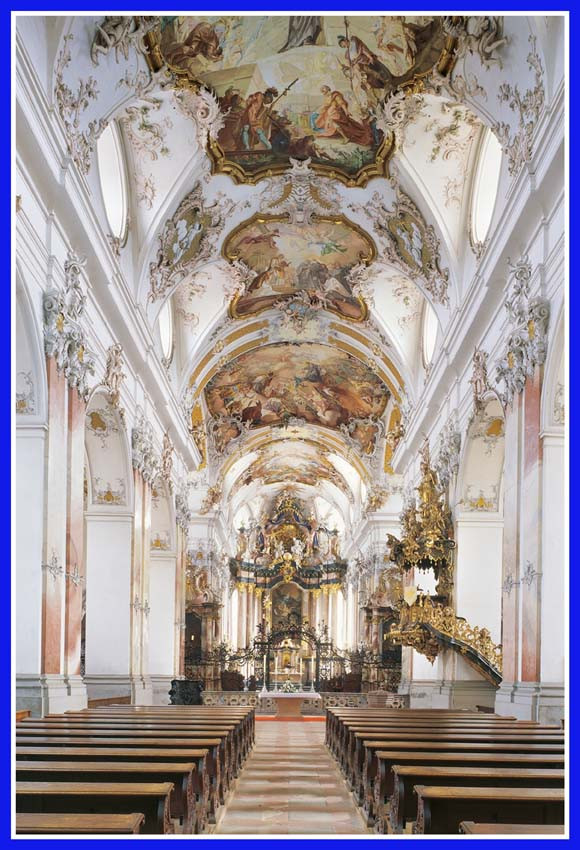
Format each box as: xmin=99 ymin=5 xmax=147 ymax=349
xmin=215 ymin=719 xmax=369 ymax=835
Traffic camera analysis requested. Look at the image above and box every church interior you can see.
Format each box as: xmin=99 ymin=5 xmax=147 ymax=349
xmin=14 ymin=13 xmax=566 ymax=837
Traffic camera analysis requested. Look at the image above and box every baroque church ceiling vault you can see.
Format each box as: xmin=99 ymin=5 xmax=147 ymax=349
xmin=44 ymin=13 xmax=547 ymax=536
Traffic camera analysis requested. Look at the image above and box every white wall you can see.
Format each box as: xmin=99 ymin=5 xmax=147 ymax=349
xmin=540 ymin=434 xmax=565 ymax=682
xmin=85 ymin=515 xmax=132 ymax=675
xmin=149 ymin=556 xmax=176 ymax=674
xmin=15 ymin=429 xmax=45 ymax=674
xmin=455 ymin=517 xmax=503 ymax=644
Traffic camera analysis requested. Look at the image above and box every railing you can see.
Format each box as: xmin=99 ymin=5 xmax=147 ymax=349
xmin=389 ymin=597 xmax=503 ymax=685
xmin=201 ymin=691 xmax=409 ymax=713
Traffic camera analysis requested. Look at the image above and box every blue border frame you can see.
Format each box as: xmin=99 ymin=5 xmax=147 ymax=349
xmin=7 ymin=4 xmax=573 ymax=849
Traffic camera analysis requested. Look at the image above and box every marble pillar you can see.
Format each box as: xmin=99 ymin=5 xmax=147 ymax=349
xmin=521 ymin=365 xmax=543 ymax=682
xmin=41 ymin=357 xmax=67 ymax=677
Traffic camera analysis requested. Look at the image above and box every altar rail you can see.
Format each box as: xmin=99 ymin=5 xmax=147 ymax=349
xmin=201 ymin=691 xmax=409 ymax=714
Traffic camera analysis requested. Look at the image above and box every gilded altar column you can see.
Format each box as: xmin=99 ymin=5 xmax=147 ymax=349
xmin=130 ymin=414 xmax=157 ymax=704
xmin=173 ymin=523 xmax=187 ymax=678
xmin=237 ymin=588 xmax=246 ymax=649
xmin=63 ymin=387 xmax=87 ymax=702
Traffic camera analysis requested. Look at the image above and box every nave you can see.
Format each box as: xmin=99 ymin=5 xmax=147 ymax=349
xmin=216 ymin=718 xmax=367 ymax=834
xmin=15 ymin=704 xmax=564 ymax=836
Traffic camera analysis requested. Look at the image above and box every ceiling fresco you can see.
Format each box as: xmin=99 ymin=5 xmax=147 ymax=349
xmin=204 ymin=341 xmax=390 ymax=453
xmin=232 ymin=440 xmax=351 ymax=496
xmin=147 ymin=15 xmax=453 ymax=184
xmin=224 ymin=213 xmax=375 ymax=321
xmin=41 ymin=12 xmax=534 ymax=535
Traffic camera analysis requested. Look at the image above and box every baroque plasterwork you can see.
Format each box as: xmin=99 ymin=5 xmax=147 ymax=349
xmin=131 ymin=409 xmax=160 ymax=482
xmin=148 ymin=183 xmax=237 ymax=302
xmin=55 ymin=35 xmax=106 ymax=175
xmin=357 ymin=189 xmax=450 ymax=305
xmin=434 ymin=417 xmax=461 ymax=490
xmin=86 ymin=406 xmax=119 ymax=450
xmin=93 ymin=477 xmax=126 ymax=505
xmin=493 ymin=35 xmax=545 ymax=177
xmin=103 ymin=343 xmax=126 ymax=409
xmin=91 ymin=16 xmax=159 ymax=65
xmin=15 ymin=371 xmax=35 ymax=415
xmin=495 ymin=254 xmax=550 ymax=407
xmin=43 ymin=251 xmax=96 ymax=400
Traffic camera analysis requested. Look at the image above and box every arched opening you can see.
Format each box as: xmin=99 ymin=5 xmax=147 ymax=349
xmin=83 ymin=391 xmax=133 ymax=703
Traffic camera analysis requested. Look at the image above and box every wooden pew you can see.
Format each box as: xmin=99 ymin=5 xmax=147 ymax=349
xmin=16 ymin=813 xmax=145 ymax=834
xmin=16 ymin=761 xmax=199 ymax=834
xmin=16 ymin=727 xmax=231 ymax=781
xmin=15 ymin=736 xmax=223 ymax=823
xmin=325 ymin=709 xmax=514 ymax=752
xmin=459 ymin=822 xmax=565 ymax=835
xmin=16 ymin=782 xmax=175 ymax=835
xmin=412 ymin=786 xmax=565 ymax=835
xmin=386 ymin=766 xmax=565 ymax=833
xmin=342 ymin=722 xmax=560 ymax=782
xmin=353 ymin=732 xmax=564 ymax=813
xmin=62 ymin=706 xmax=255 ymax=759
xmin=373 ymin=750 xmax=565 ymax=816
xmin=27 ymin=716 xmax=248 ymax=771
xmin=77 ymin=707 xmax=255 ymax=748
xmin=16 ymin=747 xmax=210 ymax=831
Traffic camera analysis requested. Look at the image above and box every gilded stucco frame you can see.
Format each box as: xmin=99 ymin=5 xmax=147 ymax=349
xmin=143 ymin=21 xmax=458 ymax=188
xmin=222 ymin=212 xmax=376 ymax=322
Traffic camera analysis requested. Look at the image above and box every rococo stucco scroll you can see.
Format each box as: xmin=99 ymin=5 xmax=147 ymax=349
xmin=131 ymin=409 xmax=160 ymax=482
xmin=55 ymin=35 xmax=106 ymax=175
xmin=362 ymin=190 xmax=450 ymax=305
xmin=91 ymin=16 xmax=159 ymax=65
xmin=175 ymin=478 xmax=193 ymax=531
xmin=495 ymin=254 xmax=550 ymax=407
xmin=43 ymin=251 xmax=96 ymax=400
xmin=103 ymin=343 xmax=126 ymax=409
xmin=149 ymin=183 xmax=236 ymax=302
xmin=434 ymin=417 xmax=462 ymax=490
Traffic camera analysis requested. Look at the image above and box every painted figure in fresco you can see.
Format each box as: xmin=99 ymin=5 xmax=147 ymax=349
xmin=313 ymin=87 xmax=374 ymax=146
xmin=163 ymin=20 xmax=225 ymax=68
xmin=218 ymin=87 xmax=246 ymax=149
xmin=239 ymin=88 xmax=279 ymax=150
xmin=279 ymin=16 xmax=322 ymax=52
xmin=337 ymin=34 xmax=392 ymax=92
xmin=372 ymin=17 xmax=419 ymax=75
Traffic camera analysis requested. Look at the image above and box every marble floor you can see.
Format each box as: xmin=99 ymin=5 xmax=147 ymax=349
xmin=215 ymin=719 xmax=369 ymax=835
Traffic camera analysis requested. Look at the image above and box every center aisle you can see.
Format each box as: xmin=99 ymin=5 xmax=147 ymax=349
xmin=215 ymin=718 xmax=369 ymax=835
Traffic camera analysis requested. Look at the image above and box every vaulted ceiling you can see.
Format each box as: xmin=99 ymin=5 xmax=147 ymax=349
xmin=34 ymin=13 xmax=560 ymax=541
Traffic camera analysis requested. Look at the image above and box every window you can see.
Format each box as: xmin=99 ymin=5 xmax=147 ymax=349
xmin=96 ymin=121 xmax=128 ymax=244
xmin=158 ymin=299 xmax=174 ymax=363
xmin=471 ymin=128 xmax=503 ymax=245
xmin=422 ymin=302 xmax=438 ymax=367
